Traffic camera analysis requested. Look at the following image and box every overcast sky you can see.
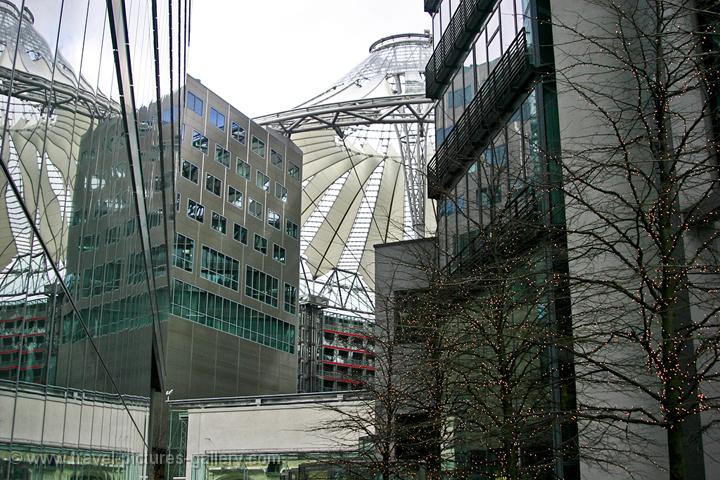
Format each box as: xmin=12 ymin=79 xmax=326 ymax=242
xmin=188 ymin=0 xmax=430 ymax=118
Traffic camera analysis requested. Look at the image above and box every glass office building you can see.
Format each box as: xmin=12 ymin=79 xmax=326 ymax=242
xmin=0 ymin=0 xmax=187 ymax=477
xmin=422 ymin=0 xmax=579 ymax=478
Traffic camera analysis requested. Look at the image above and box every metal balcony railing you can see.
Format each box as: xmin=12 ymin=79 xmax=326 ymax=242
xmin=448 ymin=186 xmax=542 ymax=275
xmin=428 ymin=29 xmax=537 ymax=199
xmin=425 ymin=0 xmax=496 ymax=99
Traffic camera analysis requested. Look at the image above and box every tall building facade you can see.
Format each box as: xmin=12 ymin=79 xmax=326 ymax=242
xmin=0 ymin=0 xmax=187 ymax=478
xmin=167 ymin=75 xmax=302 ymax=398
xmin=408 ymin=0 xmax=720 ymax=479
xmin=298 ymin=296 xmax=375 ymax=393
xmin=415 ymin=2 xmax=579 ymax=476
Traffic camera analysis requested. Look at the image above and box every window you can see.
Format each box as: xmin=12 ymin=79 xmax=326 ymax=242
xmin=256 ymin=171 xmax=270 ymax=191
xmin=127 ymin=253 xmax=144 ymax=284
xmin=245 ymin=266 xmax=279 ymax=307
xmin=187 ymin=91 xmax=203 ymax=116
xmin=228 ymin=186 xmax=243 ymax=208
xmin=215 ymin=144 xmax=230 ymax=167
xmin=104 ymin=261 xmax=122 ymax=291
xmin=273 ymin=244 xmax=286 ymax=264
xmin=270 ymin=149 xmax=283 ymax=168
xmin=126 ymin=218 xmax=136 ymax=236
xmin=210 ymin=107 xmax=225 ymax=130
xmin=211 ymin=211 xmax=227 ymax=234
xmin=254 ymin=234 xmax=267 ymax=254
xmin=191 ymin=130 xmax=208 ymax=153
xmin=231 ymin=121 xmax=246 ymax=143
xmin=267 ymin=209 xmax=281 ymax=230
xmin=162 ymin=106 xmax=178 ymax=124
xmin=187 ymin=199 xmax=205 ymax=223
xmin=148 ymin=209 xmax=164 ymax=229
xmin=171 ymin=279 xmax=295 ymax=353
xmin=288 ymin=162 xmax=300 ymax=181
xmin=80 ymin=235 xmax=98 ymax=251
xmin=201 ymin=246 xmax=239 ymax=290
xmin=71 ymin=210 xmax=86 ymax=226
xmin=150 ymin=246 xmax=167 ymax=277
xmin=249 ymin=198 xmax=263 ymax=219
xmin=477 ymin=187 xmax=502 ymax=208
xmin=236 ymin=159 xmax=251 ymax=179
xmin=205 ymin=174 xmax=222 ymax=196
xmin=105 ymin=226 xmax=120 ymax=244
xmin=284 ymin=284 xmax=297 ymax=314
xmin=286 ymin=220 xmax=299 ymax=239
xmin=173 ymin=233 xmax=194 ymax=272
xmin=275 ymin=182 xmax=288 ymax=202
xmin=394 ymin=291 xmax=431 ymax=344
xmin=251 ymin=136 xmax=266 ymax=158
xmin=233 ymin=224 xmax=248 ymax=244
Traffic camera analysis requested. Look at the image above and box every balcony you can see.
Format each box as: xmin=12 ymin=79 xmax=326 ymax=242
xmin=425 ymin=0 xmax=496 ymax=99
xmin=447 ymin=186 xmax=543 ymax=275
xmin=428 ymin=29 xmax=537 ymax=198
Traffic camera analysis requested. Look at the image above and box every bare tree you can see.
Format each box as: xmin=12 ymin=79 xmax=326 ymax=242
xmin=446 ymin=242 xmax=567 ymax=480
xmin=322 ymin=211 xmax=575 ymax=480
xmin=316 ymin=261 xmax=448 ymax=480
xmin=549 ymin=1 xmax=720 ymax=478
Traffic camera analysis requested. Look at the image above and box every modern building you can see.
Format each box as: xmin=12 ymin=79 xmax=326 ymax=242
xmin=371 ymin=0 xmax=719 ymax=479
xmin=166 ymin=391 xmax=368 ymax=480
xmin=166 ymin=75 xmax=302 ymax=398
xmin=0 ymin=0 xmax=187 ymax=478
xmin=298 ymin=288 xmax=375 ymax=392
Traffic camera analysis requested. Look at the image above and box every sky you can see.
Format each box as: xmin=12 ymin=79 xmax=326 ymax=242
xmin=188 ymin=0 xmax=430 ymax=118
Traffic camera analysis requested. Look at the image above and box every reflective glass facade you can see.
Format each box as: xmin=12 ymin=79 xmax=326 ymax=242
xmin=426 ymin=0 xmax=580 ymax=477
xmin=0 ymin=0 xmax=187 ymax=477
xmin=438 ymin=89 xmax=540 ymax=267
xmin=433 ymin=0 xmax=531 ymax=145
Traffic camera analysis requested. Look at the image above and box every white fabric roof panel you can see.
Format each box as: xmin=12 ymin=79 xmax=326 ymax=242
xmin=261 ymin=33 xmax=437 ymax=300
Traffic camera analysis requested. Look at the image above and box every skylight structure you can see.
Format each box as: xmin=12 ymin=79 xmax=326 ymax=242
xmin=256 ymin=33 xmax=436 ymax=307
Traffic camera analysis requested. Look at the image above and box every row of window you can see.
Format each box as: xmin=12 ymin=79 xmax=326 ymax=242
xmin=183 ymin=161 xmax=291 ymax=221
xmin=171 ymin=279 xmax=295 ymax=353
xmin=187 ymin=92 xmax=250 ymax=148
xmin=173 ymin=235 xmax=293 ymax=302
xmin=188 ymin=130 xmax=300 ymax=180
xmin=185 ymin=159 xmax=290 ymax=203
xmin=62 ymin=293 xmax=153 ymax=343
xmin=69 ymin=195 xmax=129 ymax=226
xmin=245 ymin=265 xmax=279 ymax=308
xmin=185 ymin=196 xmax=298 ymax=243
xmin=80 ymin=262 xmax=122 ymax=297
xmin=435 ymin=0 xmax=530 ymax=147
xmin=77 ymin=242 xmax=167 ymax=297
xmin=200 ymin=245 xmax=240 ymax=290
xmin=440 ymin=89 xmax=541 ymax=267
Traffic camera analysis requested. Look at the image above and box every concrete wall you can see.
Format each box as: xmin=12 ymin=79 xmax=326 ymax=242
xmin=179 ymin=394 xmax=369 ymax=478
xmin=550 ymin=0 xmax=719 ymax=478
xmin=0 ymin=382 xmax=148 ymax=455
xmin=164 ymin=317 xmax=296 ymax=399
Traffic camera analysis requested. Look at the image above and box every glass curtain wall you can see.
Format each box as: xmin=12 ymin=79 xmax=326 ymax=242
xmin=438 ymin=90 xmax=539 ymax=266
xmin=435 ymin=0 xmax=531 ymax=146
xmin=0 ymin=0 xmax=186 ymax=478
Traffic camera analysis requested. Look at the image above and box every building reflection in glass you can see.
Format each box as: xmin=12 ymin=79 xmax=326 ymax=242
xmin=0 ymin=0 xmax=187 ymax=478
